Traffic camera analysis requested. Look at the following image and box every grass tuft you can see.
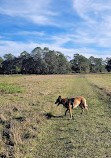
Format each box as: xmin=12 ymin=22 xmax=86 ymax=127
xmin=0 ymin=82 xmax=25 ymax=93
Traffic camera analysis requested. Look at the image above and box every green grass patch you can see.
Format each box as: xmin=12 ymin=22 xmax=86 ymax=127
xmin=0 ymin=82 xmax=25 ymax=93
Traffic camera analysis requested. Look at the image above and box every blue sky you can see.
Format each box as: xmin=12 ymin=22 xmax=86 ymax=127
xmin=0 ymin=0 xmax=111 ymax=59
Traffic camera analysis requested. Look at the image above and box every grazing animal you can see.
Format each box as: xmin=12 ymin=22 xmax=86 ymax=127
xmin=55 ymin=96 xmax=88 ymax=119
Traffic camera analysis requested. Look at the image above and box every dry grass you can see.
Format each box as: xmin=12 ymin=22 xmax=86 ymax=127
xmin=0 ymin=74 xmax=111 ymax=157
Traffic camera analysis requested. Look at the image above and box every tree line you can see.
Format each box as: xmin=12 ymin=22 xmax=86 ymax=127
xmin=0 ymin=46 xmax=111 ymax=74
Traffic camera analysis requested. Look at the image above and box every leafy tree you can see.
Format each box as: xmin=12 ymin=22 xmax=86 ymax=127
xmin=1 ymin=46 xmax=109 ymax=74
xmin=16 ymin=66 xmax=21 ymax=74
xmin=2 ymin=60 xmax=14 ymax=74
xmin=57 ymin=51 xmax=71 ymax=74
xmin=21 ymin=57 xmax=34 ymax=74
xmin=71 ymin=54 xmax=89 ymax=73
xmin=89 ymin=56 xmax=105 ymax=73
xmin=4 ymin=53 xmax=15 ymax=61
xmin=43 ymin=50 xmax=58 ymax=74
xmin=89 ymin=56 xmax=95 ymax=72
xmin=105 ymin=58 xmax=111 ymax=72
xmin=43 ymin=47 xmax=49 ymax=52
xmin=0 ymin=57 xmax=4 ymax=67
xmin=0 ymin=57 xmax=4 ymax=73
xmin=1 ymin=57 xmax=22 ymax=74
xmin=19 ymin=51 xmax=30 ymax=59
xmin=0 ymin=57 xmax=4 ymax=64
xmin=31 ymin=47 xmax=42 ymax=57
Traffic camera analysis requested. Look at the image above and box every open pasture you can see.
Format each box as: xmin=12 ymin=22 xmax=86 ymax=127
xmin=0 ymin=74 xmax=111 ymax=158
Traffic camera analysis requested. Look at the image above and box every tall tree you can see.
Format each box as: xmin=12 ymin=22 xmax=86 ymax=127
xmin=30 ymin=47 xmax=46 ymax=74
xmin=89 ymin=56 xmax=105 ymax=72
xmin=71 ymin=54 xmax=89 ymax=73
xmin=4 ymin=53 xmax=15 ymax=61
xmin=105 ymin=58 xmax=111 ymax=72
xmin=0 ymin=57 xmax=4 ymax=73
xmin=43 ymin=50 xmax=58 ymax=74
xmin=0 ymin=57 xmax=4 ymax=66
xmin=19 ymin=51 xmax=30 ymax=59
xmin=57 ymin=51 xmax=71 ymax=74
xmin=43 ymin=47 xmax=49 ymax=52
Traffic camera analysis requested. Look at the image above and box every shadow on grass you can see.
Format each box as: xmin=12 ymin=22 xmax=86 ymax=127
xmin=14 ymin=116 xmax=26 ymax=122
xmin=45 ymin=113 xmax=64 ymax=119
xmin=91 ymin=84 xmax=111 ymax=98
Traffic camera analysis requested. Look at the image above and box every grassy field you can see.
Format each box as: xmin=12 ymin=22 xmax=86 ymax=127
xmin=0 ymin=74 xmax=111 ymax=158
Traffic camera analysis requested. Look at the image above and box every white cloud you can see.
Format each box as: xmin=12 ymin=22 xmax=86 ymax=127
xmin=72 ymin=0 xmax=111 ymax=48
xmin=16 ymin=31 xmax=45 ymax=36
xmin=0 ymin=0 xmax=58 ymax=26
xmin=0 ymin=40 xmax=37 ymax=57
xmin=51 ymin=35 xmax=72 ymax=46
xmin=73 ymin=0 xmax=111 ymax=22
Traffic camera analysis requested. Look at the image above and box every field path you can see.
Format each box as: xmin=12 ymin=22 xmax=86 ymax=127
xmin=36 ymin=76 xmax=111 ymax=158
